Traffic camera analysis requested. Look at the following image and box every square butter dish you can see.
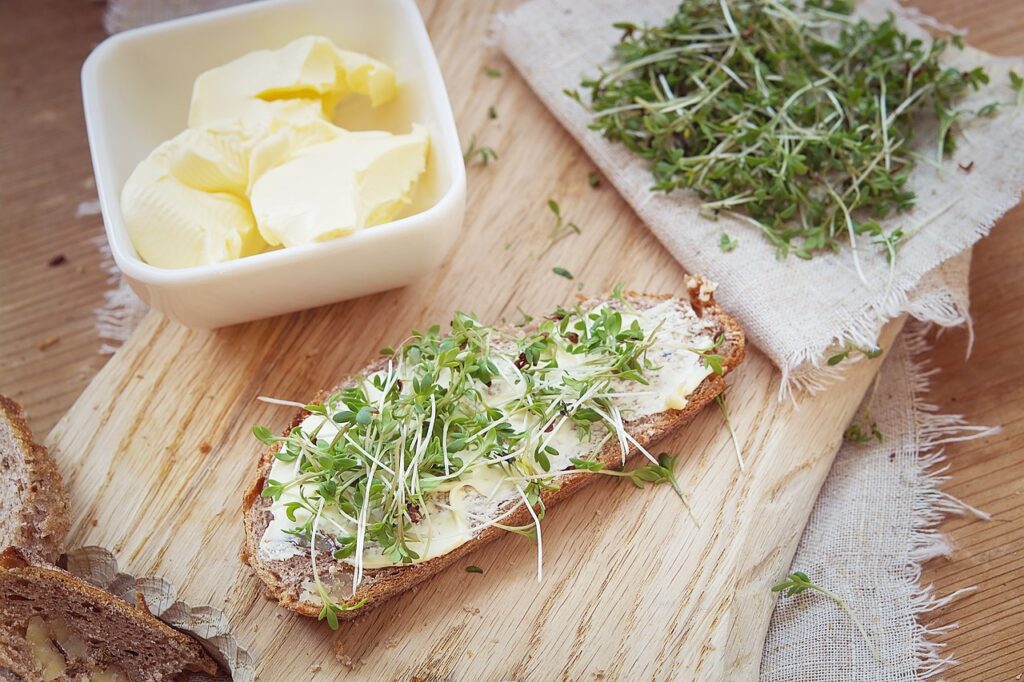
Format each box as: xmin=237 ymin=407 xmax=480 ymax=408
xmin=82 ymin=0 xmax=466 ymax=329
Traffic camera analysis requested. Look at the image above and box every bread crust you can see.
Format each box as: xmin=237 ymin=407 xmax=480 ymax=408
xmin=0 ymin=396 xmax=70 ymax=563
xmin=242 ymin=288 xmax=745 ymax=621
xmin=0 ymin=546 xmax=220 ymax=680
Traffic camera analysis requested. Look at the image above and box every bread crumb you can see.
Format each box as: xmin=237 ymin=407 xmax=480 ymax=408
xmin=384 ymin=637 xmax=399 ymax=649
xmin=594 ymin=671 xmax=607 ymax=679
xmin=91 ymin=519 xmax=98 ymax=527
xmin=199 ymin=441 xmax=212 ymax=454
xmin=311 ymin=665 xmax=321 ymax=673
xmin=37 ymin=336 xmax=60 ymax=351
xmin=462 ymin=604 xmax=480 ymax=615
xmin=333 ymin=640 xmax=353 ymax=669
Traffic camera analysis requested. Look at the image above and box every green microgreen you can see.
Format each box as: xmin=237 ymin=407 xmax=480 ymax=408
xmin=464 ymin=134 xmax=498 ymax=167
xmin=686 ymin=333 xmax=726 ymax=375
xmin=844 ymin=374 xmax=883 ymax=444
xmin=570 ymin=453 xmax=697 ymax=523
xmin=253 ymin=424 xmax=276 ymax=445
xmin=719 ymin=233 xmax=738 ymax=253
xmin=715 ymin=393 xmax=744 ymax=471
xmin=773 ymin=571 xmax=879 ymax=659
xmin=588 ymin=171 xmax=601 ymax=188
xmin=827 ymin=339 xmax=883 ymax=366
xmin=515 ymin=306 xmax=535 ymax=327
xmin=844 ymin=422 xmax=883 ymax=444
xmin=488 ymin=105 xmax=498 ymax=119
xmin=1010 ymin=71 xmax=1024 ymax=108
xmin=610 ymin=283 xmax=640 ymax=315
xmin=485 ymin=66 xmax=502 ymax=78
xmin=540 ymin=199 xmax=582 ymax=256
xmin=553 ymin=266 xmax=574 ymax=280
xmin=574 ymin=0 xmax=991 ymax=265
xmin=315 ymin=591 xmax=366 ymax=630
xmin=465 ymin=565 xmax=484 ymax=574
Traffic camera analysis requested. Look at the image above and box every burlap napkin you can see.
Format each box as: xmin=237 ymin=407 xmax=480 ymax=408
xmin=499 ymin=0 xmax=1024 ymax=395
xmin=761 ymin=324 xmax=996 ymax=680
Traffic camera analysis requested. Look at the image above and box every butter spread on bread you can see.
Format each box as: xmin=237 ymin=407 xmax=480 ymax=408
xmin=243 ymin=284 xmax=744 ymax=623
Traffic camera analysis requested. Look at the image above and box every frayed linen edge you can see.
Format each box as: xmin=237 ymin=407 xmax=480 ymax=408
xmin=900 ymin=322 xmax=1000 ymax=679
xmin=777 ymin=269 xmax=976 ymax=401
xmin=93 ymin=236 xmax=148 ymax=355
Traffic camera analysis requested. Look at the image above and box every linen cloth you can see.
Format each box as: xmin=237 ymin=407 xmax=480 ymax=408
xmin=761 ymin=324 xmax=995 ymax=680
xmin=499 ymin=0 xmax=1024 ymax=393
xmin=97 ymin=0 xmax=998 ymax=677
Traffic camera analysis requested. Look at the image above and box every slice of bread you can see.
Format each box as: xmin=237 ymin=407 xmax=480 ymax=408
xmin=242 ymin=283 xmax=745 ymax=622
xmin=0 ymin=547 xmax=221 ymax=681
xmin=0 ymin=396 xmax=69 ymax=563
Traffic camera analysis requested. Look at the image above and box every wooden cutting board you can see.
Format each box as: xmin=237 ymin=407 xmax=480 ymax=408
xmin=43 ymin=2 xmax=901 ymax=675
xmin=45 ymin=305 xmax=900 ymax=680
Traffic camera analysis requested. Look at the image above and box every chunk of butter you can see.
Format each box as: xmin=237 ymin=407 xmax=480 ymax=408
xmin=121 ymin=131 xmax=266 ymax=269
xmin=121 ymin=35 xmax=426 ymax=269
xmin=251 ymin=125 xmax=430 ymax=247
xmin=188 ymin=35 xmax=397 ymax=129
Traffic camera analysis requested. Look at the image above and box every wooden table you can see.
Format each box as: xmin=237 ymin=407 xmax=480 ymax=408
xmin=0 ymin=0 xmax=1020 ymax=678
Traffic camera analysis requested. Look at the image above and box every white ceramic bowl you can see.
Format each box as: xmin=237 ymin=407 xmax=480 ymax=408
xmin=82 ymin=0 xmax=466 ymax=329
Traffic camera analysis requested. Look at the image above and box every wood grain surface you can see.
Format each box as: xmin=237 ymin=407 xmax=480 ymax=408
xmin=0 ymin=0 xmax=1021 ymax=679
xmin=41 ymin=298 xmax=900 ymax=678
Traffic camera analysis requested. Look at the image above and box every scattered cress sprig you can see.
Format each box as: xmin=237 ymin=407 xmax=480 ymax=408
xmin=463 ymin=135 xmax=498 ymax=166
xmin=773 ymin=571 xmax=879 ymax=659
xmin=540 ymin=199 xmax=582 ymax=256
xmin=844 ymin=374 xmax=883 ymax=443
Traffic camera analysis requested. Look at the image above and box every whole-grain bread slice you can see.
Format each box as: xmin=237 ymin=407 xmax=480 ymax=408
xmin=0 ymin=546 xmax=221 ymax=681
xmin=242 ymin=282 xmax=745 ymax=622
xmin=0 ymin=396 xmax=69 ymax=563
